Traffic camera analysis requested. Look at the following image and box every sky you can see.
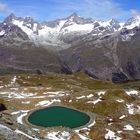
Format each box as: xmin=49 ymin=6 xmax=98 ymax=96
xmin=0 ymin=0 xmax=140 ymax=22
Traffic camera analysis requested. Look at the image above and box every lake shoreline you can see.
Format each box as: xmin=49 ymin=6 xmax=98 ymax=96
xmin=24 ymin=103 xmax=96 ymax=130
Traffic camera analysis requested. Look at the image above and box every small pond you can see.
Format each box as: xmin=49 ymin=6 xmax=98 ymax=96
xmin=27 ymin=106 xmax=91 ymax=129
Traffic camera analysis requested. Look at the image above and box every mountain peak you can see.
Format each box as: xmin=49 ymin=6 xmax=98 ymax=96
xmin=131 ymin=11 xmax=140 ymax=20
xmin=67 ymin=12 xmax=79 ymax=19
xmin=4 ymin=13 xmax=16 ymax=22
xmin=109 ymin=19 xmax=119 ymax=25
xmin=70 ymin=12 xmax=78 ymax=17
xmin=124 ymin=16 xmax=140 ymax=28
xmin=109 ymin=19 xmax=119 ymax=23
xmin=8 ymin=13 xmax=16 ymax=18
xmin=24 ymin=16 xmax=35 ymax=23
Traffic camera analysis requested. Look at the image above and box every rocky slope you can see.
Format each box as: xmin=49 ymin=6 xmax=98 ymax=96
xmin=0 ymin=13 xmax=140 ymax=82
xmin=0 ymin=73 xmax=140 ymax=140
xmin=0 ymin=13 xmax=124 ymax=49
xmin=60 ymin=30 xmax=140 ymax=83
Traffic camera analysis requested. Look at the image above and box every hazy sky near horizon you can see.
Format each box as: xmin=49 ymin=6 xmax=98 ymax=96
xmin=0 ymin=0 xmax=139 ymax=22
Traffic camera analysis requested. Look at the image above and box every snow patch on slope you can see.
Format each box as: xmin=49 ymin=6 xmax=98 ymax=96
xmin=105 ymin=129 xmax=121 ymax=140
xmin=62 ymin=23 xmax=93 ymax=33
xmin=12 ymin=20 xmax=33 ymax=35
xmin=0 ymin=30 xmax=5 ymax=36
xmin=44 ymin=131 xmax=71 ymax=140
xmin=123 ymin=124 xmax=134 ymax=131
xmin=15 ymin=129 xmax=38 ymax=140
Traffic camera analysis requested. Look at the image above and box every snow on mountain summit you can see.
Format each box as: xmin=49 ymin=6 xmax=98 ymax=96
xmin=124 ymin=15 xmax=140 ymax=29
xmin=1 ymin=13 xmax=140 ymax=48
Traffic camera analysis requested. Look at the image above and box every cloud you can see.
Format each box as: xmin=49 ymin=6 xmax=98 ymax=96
xmin=80 ymin=0 xmax=130 ymax=20
xmin=130 ymin=9 xmax=140 ymax=17
xmin=46 ymin=0 xmax=131 ymax=21
xmin=0 ymin=2 xmax=11 ymax=13
xmin=0 ymin=0 xmax=136 ymax=22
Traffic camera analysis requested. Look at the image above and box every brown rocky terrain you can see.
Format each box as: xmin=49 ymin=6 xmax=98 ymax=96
xmin=0 ymin=72 xmax=139 ymax=140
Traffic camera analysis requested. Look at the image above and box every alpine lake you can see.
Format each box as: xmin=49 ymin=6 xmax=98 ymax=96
xmin=26 ymin=105 xmax=93 ymax=129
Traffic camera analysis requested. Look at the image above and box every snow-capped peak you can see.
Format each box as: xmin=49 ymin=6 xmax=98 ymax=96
xmin=4 ymin=13 xmax=17 ymax=24
xmin=98 ymin=19 xmax=121 ymax=31
xmin=124 ymin=15 xmax=140 ymax=29
xmin=2 ymin=13 xmax=140 ymax=49
xmin=4 ymin=14 xmax=40 ymax=39
xmin=109 ymin=19 xmax=121 ymax=30
xmin=65 ymin=13 xmax=93 ymax=25
xmin=109 ymin=19 xmax=119 ymax=25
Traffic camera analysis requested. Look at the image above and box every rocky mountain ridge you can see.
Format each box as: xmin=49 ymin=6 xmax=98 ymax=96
xmin=1 ymin=13 xmax=140 ymax=49
xmin=0 ymin=13 xmax=140 ymax=82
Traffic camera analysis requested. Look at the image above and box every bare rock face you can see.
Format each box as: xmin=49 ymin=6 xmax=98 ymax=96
xmin=60 ymin=29 xmax=140 ymax=83
xmin=0 ymin=23 xmax=29 ymax=40
xmin=0 ymin=46 xmax=62 ymax=75
xmin=0 ymin=104 xmax=7 ymax=112
xmin=0 ymin=111 xmax=40 ymax=140
xmin=0 ymin=99 xmax=7 ymax=112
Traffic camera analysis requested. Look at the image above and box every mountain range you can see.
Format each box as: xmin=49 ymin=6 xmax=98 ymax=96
xmin=0 ymin=13 xmax=140 ymax=83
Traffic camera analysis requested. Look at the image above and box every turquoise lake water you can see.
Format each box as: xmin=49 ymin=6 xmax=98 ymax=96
xmin=28 ymin=106 xmax=90 ymax=129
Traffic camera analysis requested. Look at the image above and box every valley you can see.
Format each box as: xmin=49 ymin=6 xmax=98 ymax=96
xmin=0 ymin=8 xmax=140 ymax=140
xmin=0 ymin=72 xmax=139 ymax=140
